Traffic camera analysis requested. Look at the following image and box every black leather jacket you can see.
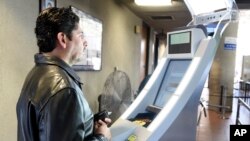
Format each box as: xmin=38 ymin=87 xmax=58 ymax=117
xmin=16 ymin=53 xmax=107 ymax=141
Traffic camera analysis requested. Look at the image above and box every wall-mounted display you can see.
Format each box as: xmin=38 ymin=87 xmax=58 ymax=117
xmin=39 ymin=0 xmax=56 ymax=12
xmin=71 ymin=6 xmax=103 ymax=71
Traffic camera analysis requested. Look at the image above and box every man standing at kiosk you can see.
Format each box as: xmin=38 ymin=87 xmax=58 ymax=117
xmin=16 ymin=7 xmax=111 ymax=141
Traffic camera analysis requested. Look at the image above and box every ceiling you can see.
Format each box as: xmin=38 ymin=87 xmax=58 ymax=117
xmin=117 ymin=0 xmax=250 ymax=34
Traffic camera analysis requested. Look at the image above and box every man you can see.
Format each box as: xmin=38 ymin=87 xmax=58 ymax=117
xmin=16 ymin=7 xmax=111 ymax=141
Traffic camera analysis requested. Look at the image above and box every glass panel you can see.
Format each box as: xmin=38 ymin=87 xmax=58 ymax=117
xmin=187 ymin=0 xmax=228 ymax=15
xmin=154 ymin=59 xmax=191 ymax=107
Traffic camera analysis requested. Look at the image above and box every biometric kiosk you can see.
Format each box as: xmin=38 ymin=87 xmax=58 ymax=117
xmin=110 ymin=0 xmax=238 ymax=140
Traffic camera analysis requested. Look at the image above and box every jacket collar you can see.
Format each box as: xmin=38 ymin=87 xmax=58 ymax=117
xmin=34 ymin=53 xmax=83 ymax=85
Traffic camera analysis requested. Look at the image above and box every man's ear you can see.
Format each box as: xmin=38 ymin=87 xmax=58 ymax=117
xmin=57 ymin=32 xmax=67 ymax=49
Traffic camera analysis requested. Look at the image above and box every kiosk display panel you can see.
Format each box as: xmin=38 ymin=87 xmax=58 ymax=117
xmin=154 ymin=59 xmax=191 ymax=107
xmin=169 ymin=31 xmax=191 ymax=54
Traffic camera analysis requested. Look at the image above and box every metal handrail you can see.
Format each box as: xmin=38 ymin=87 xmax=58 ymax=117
xmin=235 ymin=98 xmax=250 ymax=125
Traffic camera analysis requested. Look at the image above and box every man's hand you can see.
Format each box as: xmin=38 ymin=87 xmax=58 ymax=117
xmin=94 ymin=118 xmax=112 ymax=140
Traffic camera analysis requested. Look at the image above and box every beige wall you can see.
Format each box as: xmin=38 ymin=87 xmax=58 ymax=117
xmin=0 ymin=0 xmax=38 ymax=140
xmin=0 ymin=0 xmax=142 ymax=140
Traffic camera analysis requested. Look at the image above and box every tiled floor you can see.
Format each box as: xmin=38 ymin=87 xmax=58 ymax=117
xmin=196 ymin=88 xmax=250 ymax=141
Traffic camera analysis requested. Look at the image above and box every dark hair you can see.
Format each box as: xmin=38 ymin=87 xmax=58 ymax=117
xmin=35 ymin=7 xmax=79 ymax=53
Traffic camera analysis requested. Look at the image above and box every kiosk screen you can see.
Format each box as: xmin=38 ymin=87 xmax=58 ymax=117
xmin=169 ymin=31 xmax=191 ymax=54
xmin=154 ymin=59 xmax=191 ymax=107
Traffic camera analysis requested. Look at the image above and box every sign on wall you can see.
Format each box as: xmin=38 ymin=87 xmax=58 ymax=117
xmin=224 ymin=37 xmax=237 ymax=50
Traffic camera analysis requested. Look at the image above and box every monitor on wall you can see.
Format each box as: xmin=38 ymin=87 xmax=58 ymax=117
xmin=71 ymin=6 xmax=103 ymax=71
